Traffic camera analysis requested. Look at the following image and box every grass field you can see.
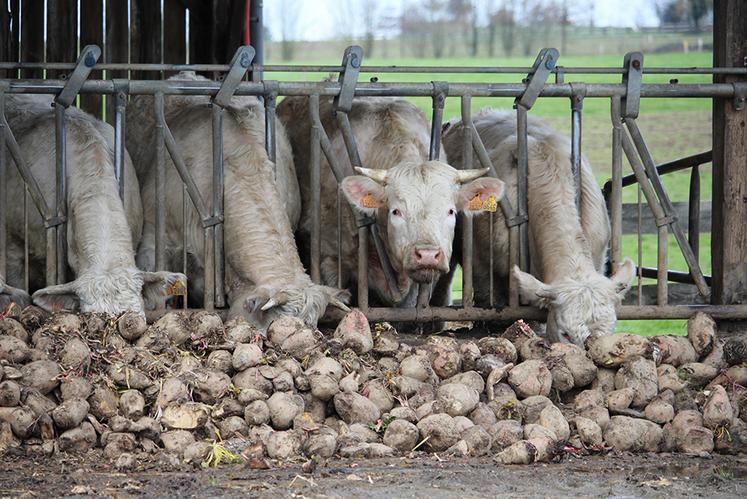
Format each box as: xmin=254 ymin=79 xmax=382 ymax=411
xmin=270 ymin=52 xmax=713 ymax=336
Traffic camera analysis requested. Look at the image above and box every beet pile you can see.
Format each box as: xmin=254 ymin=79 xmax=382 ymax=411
xmin=0 ymin=306 xmax=745 ymax=468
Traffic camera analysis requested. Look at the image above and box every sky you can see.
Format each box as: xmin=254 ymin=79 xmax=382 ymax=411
xmin=265 ymin=0 xmax=661 ymax=42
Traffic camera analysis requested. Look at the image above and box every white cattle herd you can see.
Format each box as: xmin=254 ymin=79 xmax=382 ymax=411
xmin=0 ymin=72 xmax=634 ymax=345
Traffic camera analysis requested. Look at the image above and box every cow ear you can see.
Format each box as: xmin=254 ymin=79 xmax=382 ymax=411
xmin=0 ymin=282 xmax=31 ymax=311
xmin=32 ymin=281 xmax=80 ymax=313
xmin=458 ymin=177 xmax=505 ymax=213
xmin=140 ymin=271 xmax=187 ymax=309
xmin=512 ymin=266 xmax=556 ymax=308
xmin=611 ymin=258 xmax=636 ymax=297
xmin=341 ymin=176 xmax=386 ymax=216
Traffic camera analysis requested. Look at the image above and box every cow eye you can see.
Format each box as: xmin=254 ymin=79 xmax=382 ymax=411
xmin=447 ymin=208 xmax=456 ymax=216
xmin=391 ymin=208 xmax=402 ymax=217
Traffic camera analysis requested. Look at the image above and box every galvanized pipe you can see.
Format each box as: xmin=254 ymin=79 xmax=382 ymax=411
xmin=657 ymin=225 xmax=669 ymax=305
xmin=4 ymin=80 xmax=741 ymax=99
xmin=0 ymin=91 xmax=6 ymax=278
xmin=357 ymin=226 xmax=369 ymax=312
xmin=114 ymin=88 xmax=127 ymax=201
xmin=460 ymin=95 xmax=474 ymax=308
xmin=154 ymin=93 xmax=167 ymax=272
xmin=204 ymin=227 xmax=215 ymax=310
xmin=54 ymin=104 xmax=67 ymax=284
xmin=688 ymin=165 xmax=700 ymax=262
xmin=609 ymin=97 xmax=623 ymax=272
xmin=263 ymin=86 xmax=277 ymax=166
xmin=570 ymin=86 xmax=585 ymax=211
xmin=309 ymin=95 xmax=322 ymax=284
xmin=336 ymin=112 xmax=363 ymax=170
xmin=429 ymin=83 xmax=447 ymax=161
xmin=515 ymin=104 xmax=530 ymax=273
xmin=212 ymin=104 xmax=226 ymax=308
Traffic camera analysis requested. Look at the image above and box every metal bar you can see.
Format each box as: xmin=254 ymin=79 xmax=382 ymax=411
xmin=688 ymin=165 xmax=700 ymax=262
xmin=515 ymin=105 xmax=529 ymax=273
xmin=357 ymin=226 xmax=368 ymax=312
xmin=154 ymin=94 xmax=211 ymax=222
xmin=2 ymin=119 xmax=51 ymax=217
xmin=570 ymin=84 xmax=585 ymax=211
xmin=3 ymin=61 xmax=747 ymax=75
xmin=429 ymin=82 xmax=447 ymax=160
xmin=154 ymin=92 xmax=167 ymax=271
xmin=3 ymin=80 xmax=742 ymax=99
xmin=54 ymin=105 xmax=67 ymax=284
xmin=602 ymin=150 xmax=712 ymax=194
xmin=212 ymin=104 xmax=226 ymax=308
xmin=249 ymin=0 xmax=263 ymax=81
xmin=637 ymin=267 xmax=711 ymax=285
xmin=609 ymin=97 xmax=623 ymax=272
xmin=264 ymin=83 xmax=277 ymax=167
xmin=637 ymin=185 xmax=643 ymax=306
xmin=182 ymin=185 xmax=188 ymax=309
xmin=309 ymin=95 xmax=322 ymax=284
xmin=0 ymin=91 xmax=6 ymax=278
xmin=337 ymin=187 xmax=343 ymax=289
xmin=113 ymin=82 xmax=127 ymax=201
xmin=204 ymin=227 xmax=215 ymax=310
xmin=24 ymin=188 xmax=29 ymax=291
xmin=657 ymin=225 xmax=668 ymax=305
xmin=213 ymin=46 xmax=255 ymax=108
xmin=336 ymin=112 xmax=363 ymax=170
xmin=460 ymin=95 xmax=474 ymax=308
xmin=625 ymin=118 xmax=710 ymax=297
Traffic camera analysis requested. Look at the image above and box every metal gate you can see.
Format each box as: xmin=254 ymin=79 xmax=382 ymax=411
xmin=2 ymin=44 xmax=747 ymax=323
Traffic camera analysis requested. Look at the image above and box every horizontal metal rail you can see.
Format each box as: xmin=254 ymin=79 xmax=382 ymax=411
xmin=2 ymin=62 xmax=747 ymax=76
xmin=603 ymin=150 xmax=712 ymax=195
xmin=3 ymin=80 xmax=741 ymax=98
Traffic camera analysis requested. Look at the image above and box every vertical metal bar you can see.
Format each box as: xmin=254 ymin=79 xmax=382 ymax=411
xmin=336 ymin=113 xmax=362 ymax=170
xmin=657 ymin=225 xmax=669 ymax=306
xmin=609 ymin=97 xmax=623 ymax=272
xmin=637 ymin=185 xmax=643 ymax=306
xmin=309 ymin=94 xmax=322 ymax=284
xmin=460 ymin=95 xmax=474 ymax=308
xmin=212 ymin=103 xmax=226 ymax=308
xmin=54 ymin=104 xmax=67 ymax=284
xmin=337 ymin=187 xmax=343 ymax=289
xmin=688 ymin=164 xmax=700 ymax=262
xmin=515 ymin=104 xmax=530 ymax=273
xmin=489 ymin=212 xmax=494 ymax=307
xmin=264 ymin=89 xmax=277 ymax=173
xmin=249 ymin=0 xmax=263 ymax=82
xmin=357 ymin=226 xmax=369 ymax=312
xmin=0 ymin=92 xmax=6 ymax=279
xmin=154 ymin=92 xmax=166 ymax=271
xmin=429 ymin=86 xmax=446 ymax=161
xmin=182 ymin=185 xmax=188 ymax=309
xmin=204 ymin=227 xmax=215 ymax=310
xmin=24 ymin=188 xmax=29 ymax=292
xmin=570 ymin=91 xmax=584 ymax=211
xmin=114 ymin=87 xmax=126 ymax=202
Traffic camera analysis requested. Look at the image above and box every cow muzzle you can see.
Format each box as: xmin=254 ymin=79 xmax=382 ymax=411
xmin=406 ymin=245 xmax=448 ymax=282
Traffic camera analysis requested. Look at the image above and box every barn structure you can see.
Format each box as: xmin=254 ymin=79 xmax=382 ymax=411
xmin=0 ymin=0 xmax=745 ymax=329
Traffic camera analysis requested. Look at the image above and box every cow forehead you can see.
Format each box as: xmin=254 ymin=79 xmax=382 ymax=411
xmin=385 ymin=161 xmax=459 ymax=205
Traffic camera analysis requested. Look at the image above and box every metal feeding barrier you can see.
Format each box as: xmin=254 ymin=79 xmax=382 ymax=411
xmin=1 ymin=45 xmax=747 ymax=323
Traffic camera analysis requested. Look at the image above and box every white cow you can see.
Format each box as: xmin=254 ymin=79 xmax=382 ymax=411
xmin=277 ymin=96 xmax=505 ymax=309
xmin=3 ymin=94 xmax=183 ymax=315
xmin=126 ymin=73 xmax=348 ymax=328
xmin=443 ymin=109 xmax=634 ymax=345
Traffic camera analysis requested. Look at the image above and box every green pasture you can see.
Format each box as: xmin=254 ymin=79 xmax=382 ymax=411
xmin=270 ymin=52 xmax=713 ymax=336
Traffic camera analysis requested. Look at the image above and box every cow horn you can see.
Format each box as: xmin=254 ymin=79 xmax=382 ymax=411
xmin=354 ymin=167 xmax=388 ymax=184
xmin=329 ymin=297 xmax=351 ymax=312
xmin=260 ymin=298 xmax=279 ymax=311
xmin=455 ymin=168 xmax=490 ymax=183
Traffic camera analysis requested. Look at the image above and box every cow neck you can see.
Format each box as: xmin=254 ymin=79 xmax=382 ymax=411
xmin=222 ymin=152 xmax=309 ymax=290
xmin=526 ymin=151 xmax=597 ymax=284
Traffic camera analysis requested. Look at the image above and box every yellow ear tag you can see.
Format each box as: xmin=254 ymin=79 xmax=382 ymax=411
xmin=467 ymin=193 xmax=483 ymax=211
xmin=362 ymin=193 xmax=378 ymax=209
xmin=482 ymin=195 xmax=498 ymax=213
xmin=167 ymin=279 xmax=187 ymax=296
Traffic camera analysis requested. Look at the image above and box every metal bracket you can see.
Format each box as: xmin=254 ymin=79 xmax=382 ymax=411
xmin=113 ymin=79 xmax=129 ymax=107
xmin=732 ymin=82 xmax=747 ymax=111
xmin=431 ymin=81 xmax=448 ymax=109
xmin=655 ymin=214 xmax=676 ymax=228
xmin=45 ymin=215 xmax=67 ymax=228
xmin=334 ymin=45 xmax=363 ymax=114
xmin=213 ymin=46 xmax=255 ymax=108
xmin=515 ymin=48 xmax=558 ymax=110
xmin=506 ymin=214 xmax=529 ymax=228
xmin=570 ymin=82 xmax=587 ymax=111
xmin=263 ymin=80 xmax=279 ymax=104
xmin=622 ymin=51 xmax=643 ymax=119
xmin=201 ymin=215 xmax=224 ymax=229
xmin=55 ymin=45 xmax=101 ymax=108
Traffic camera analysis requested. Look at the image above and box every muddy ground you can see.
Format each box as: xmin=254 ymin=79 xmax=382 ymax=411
xmin=1 ymin=453 xmax=745 ymax=498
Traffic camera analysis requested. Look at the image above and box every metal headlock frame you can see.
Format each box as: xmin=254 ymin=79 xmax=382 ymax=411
xmin=1 ymin=45 xmax=747 ymax=323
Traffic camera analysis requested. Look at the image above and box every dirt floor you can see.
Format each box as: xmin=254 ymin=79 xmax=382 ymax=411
xmin=1 ymin=452 xmax=745 ymax=498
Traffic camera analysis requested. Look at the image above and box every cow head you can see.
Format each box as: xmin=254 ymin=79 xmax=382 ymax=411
xmin=342 ymin=161 xmax=505 ymax=287
xmin=31 ymin=269 xmax=186 ymax=316
xmin=513 ymin=258 xmax=636 ymax=346
xmin=240 ymin=283 xmax=351 ymax=329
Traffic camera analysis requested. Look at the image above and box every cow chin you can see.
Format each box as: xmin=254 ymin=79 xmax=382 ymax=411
xmin=406 ymin=266 xmax=446 ymax=284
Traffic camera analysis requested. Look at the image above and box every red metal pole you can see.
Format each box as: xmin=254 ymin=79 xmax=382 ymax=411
xmin=243 ymin=0 xmax=251 ymax=46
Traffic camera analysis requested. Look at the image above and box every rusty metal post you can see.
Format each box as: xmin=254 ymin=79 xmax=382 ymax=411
xmin=154 ymin=92 xmax=167 ymax=271
xmin=309 ymin=94 xmax=322 ymax=284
